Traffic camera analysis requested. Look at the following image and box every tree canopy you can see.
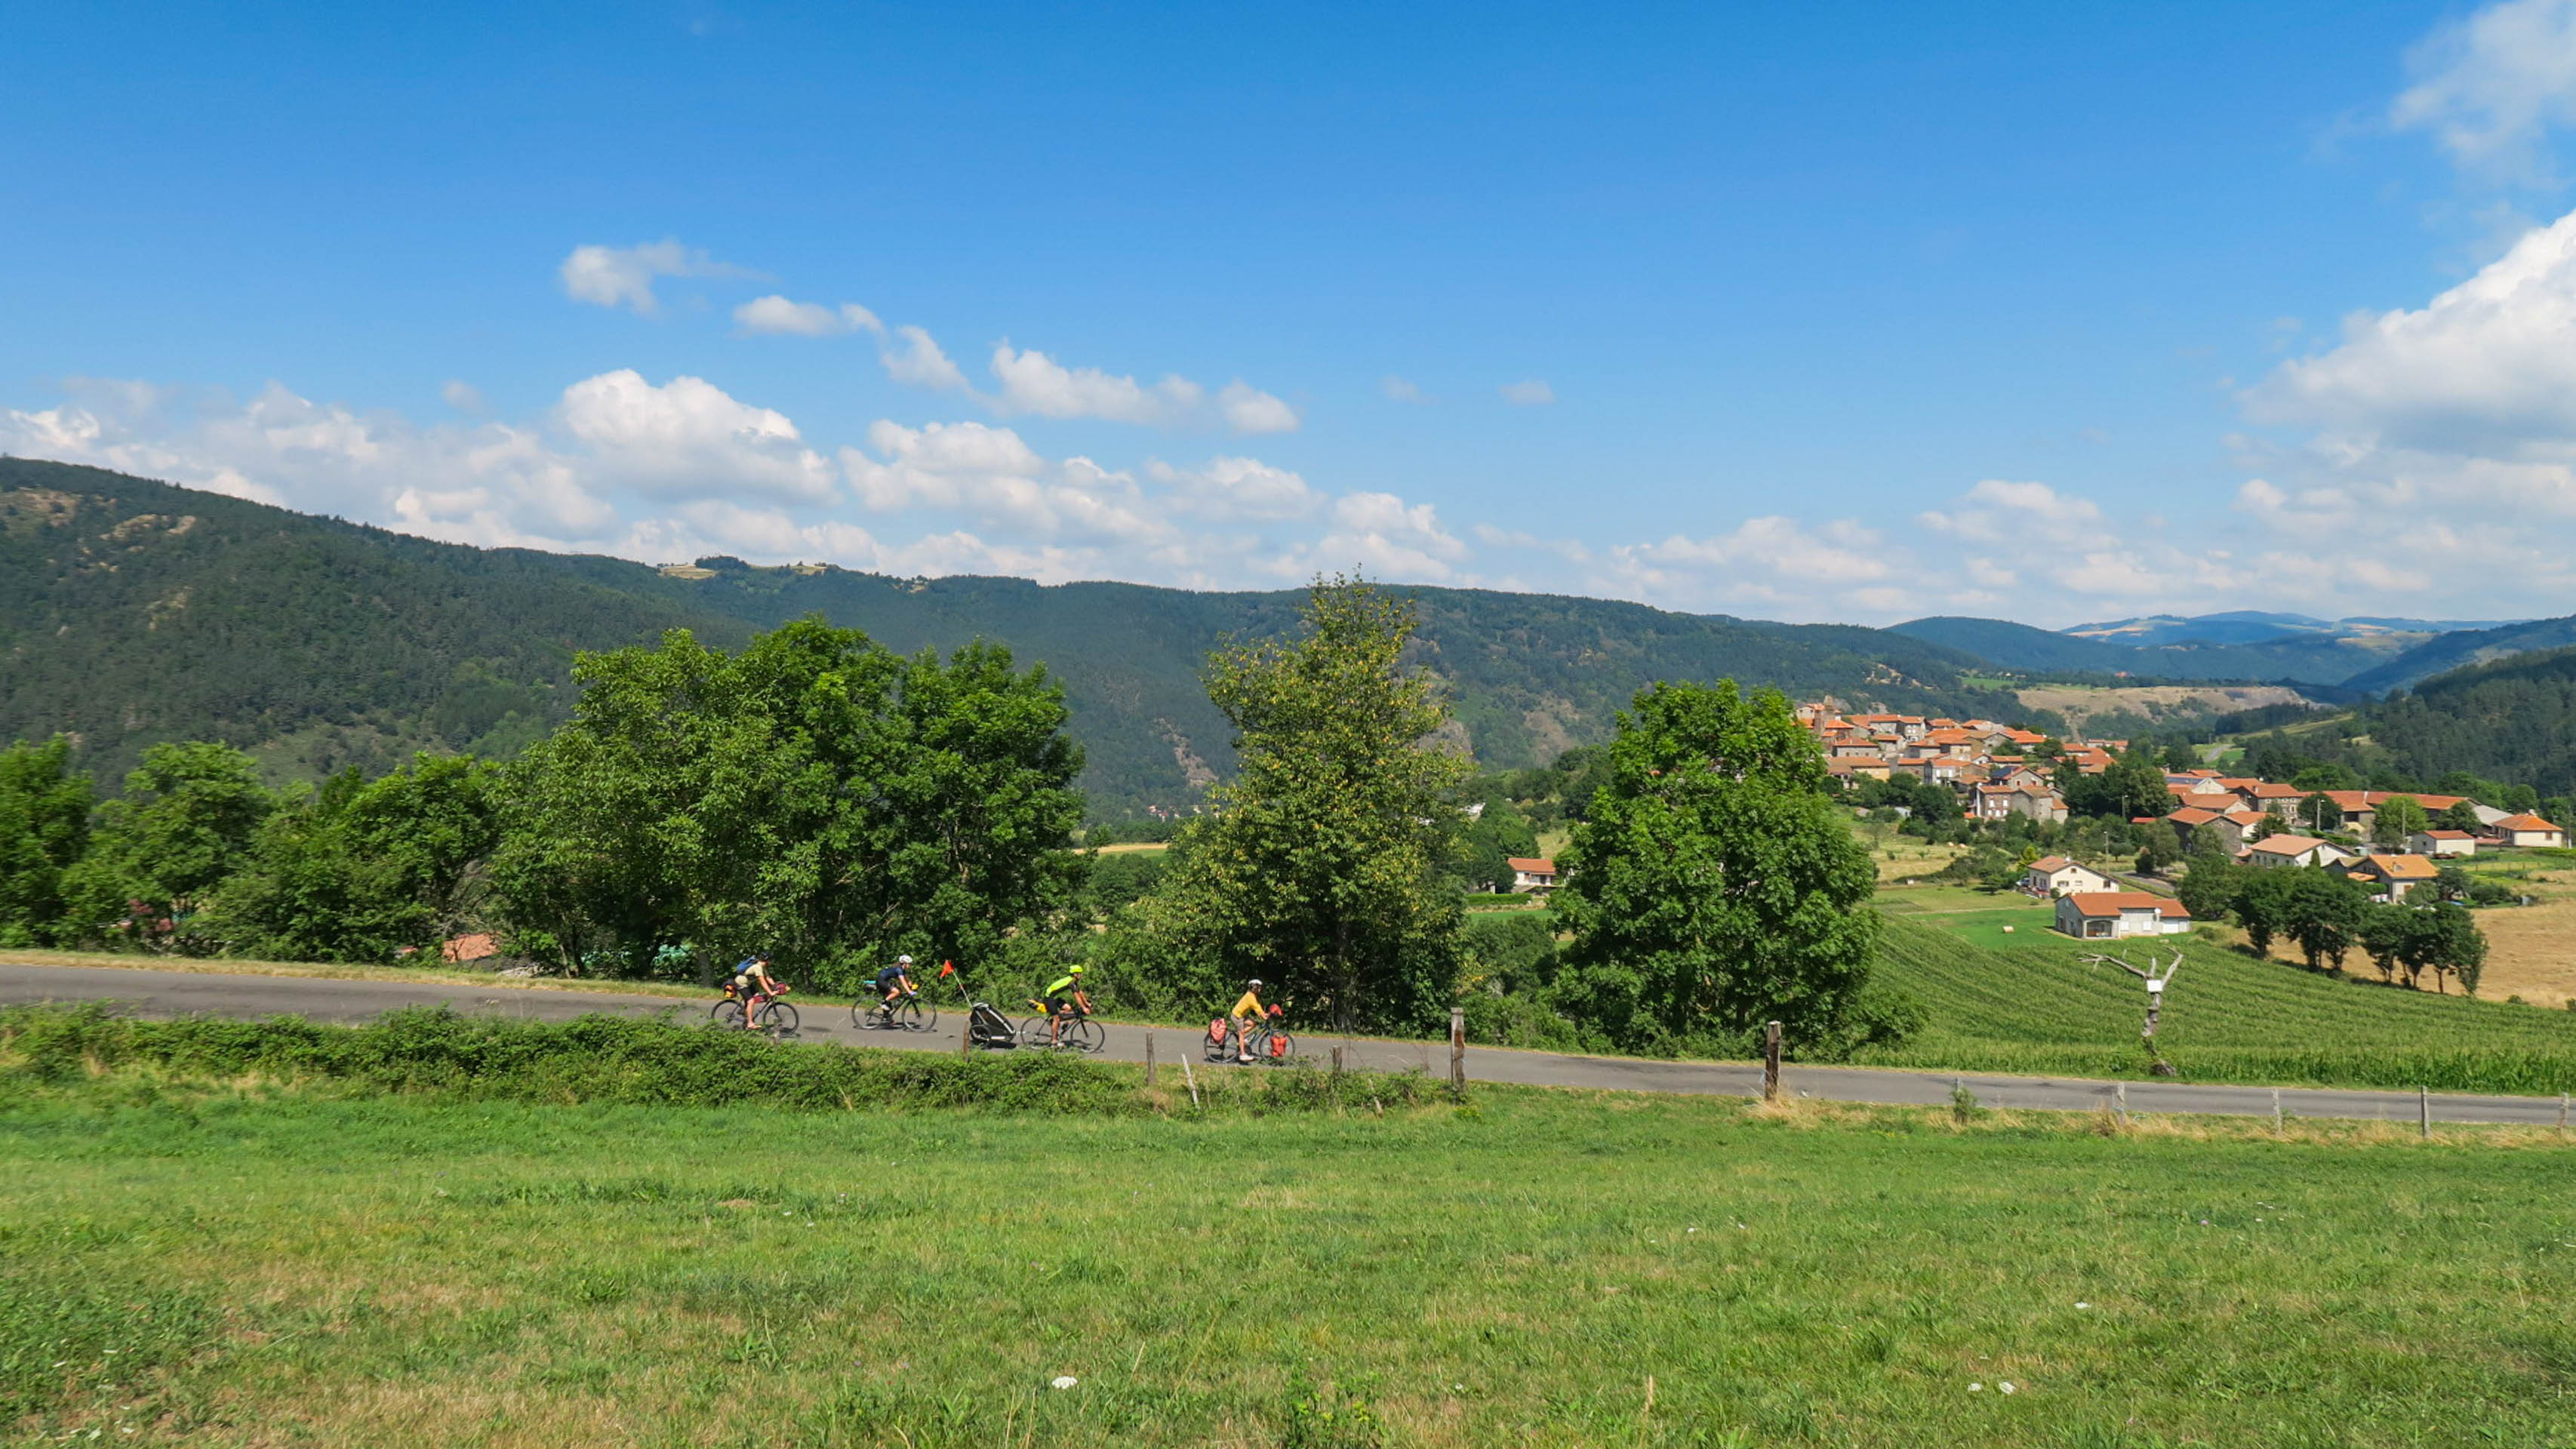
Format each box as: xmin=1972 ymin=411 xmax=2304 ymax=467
xmin=1552 ymin=679 xmax=1885 ymax=1055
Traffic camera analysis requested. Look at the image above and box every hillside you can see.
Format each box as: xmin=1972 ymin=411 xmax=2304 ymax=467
xmin=2350 ymin=644 xmax=2576 ymax=798
xmin=1890 ymin=614 xmax=2417 ymax=685
xmin=2341 ymin=614 xmax=2576 ymax=694
xmin=1 ymin=459 xmax=2009 ymax=815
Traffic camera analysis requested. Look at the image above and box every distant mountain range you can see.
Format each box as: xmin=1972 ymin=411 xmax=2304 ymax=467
xmin=9 ymin=457 xmax=2574 ymax=813
xmin=1891 ymin=611 xmax=2534 ymax=693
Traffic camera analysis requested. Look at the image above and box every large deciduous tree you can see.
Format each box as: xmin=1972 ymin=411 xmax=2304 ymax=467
xmin=61 ymin=742 xmax=276 ymax=949
xmin=494 ymin=618 xmax=1085 ymax=986
xmin=1551 ymin=679 xmax=1882 ymax=1055
xmin=0 ymin=737 xmax=95 ymax=946
xmin=2372 ymin=795 xmax=2430 ymax=851
xmin=1113 ymin=577 xmax=1468 ymax=1032
xmin=211 ymin=754 xmax=502 ymax=963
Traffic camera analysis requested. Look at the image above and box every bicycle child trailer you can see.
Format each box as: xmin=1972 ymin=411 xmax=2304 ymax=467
xmin=967 ymin=1001 xmax=1018 ymax=1051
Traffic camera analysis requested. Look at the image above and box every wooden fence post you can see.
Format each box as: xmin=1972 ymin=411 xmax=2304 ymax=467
xmin=2114 ymin=1081 xmax=2127 ymax=1126
xmin=1145 ymin=1032 xmax=1157 ymax=1088
xmin=1449 ymin=1007 xmax=1466 ymax=1092
xmin=1762 ymin=1020 xmax=1783 ymax=1103
xmin=2272 ymin=1088 xmax=2282 ymax=1132
xmin=1331 ymin=1045 xmax=1344 ymax=1076
xmin=2419 ymin=1084 xmax=2431 ymax=1140
xmin=2560 ymin=1091 xmax=2569 ymax=1137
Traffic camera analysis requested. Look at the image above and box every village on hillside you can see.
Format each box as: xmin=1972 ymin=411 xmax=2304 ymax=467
xmin=1798 ymin=703 xmax=2568 ymax=941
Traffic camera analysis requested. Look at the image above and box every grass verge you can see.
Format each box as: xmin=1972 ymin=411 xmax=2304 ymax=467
xmin=1 ymin=1052 xmax=2570 ymax=1445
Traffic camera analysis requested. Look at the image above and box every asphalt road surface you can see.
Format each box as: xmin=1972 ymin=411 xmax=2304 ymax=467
xmin=5 ymin=958 xmax=2569 ymax=1127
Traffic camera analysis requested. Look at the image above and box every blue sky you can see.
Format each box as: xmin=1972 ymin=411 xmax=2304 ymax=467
xmin=9 ymin=0 xmax=2576 ymax=626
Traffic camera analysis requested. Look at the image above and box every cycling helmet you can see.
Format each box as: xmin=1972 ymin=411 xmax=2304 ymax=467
xmin=1248 ymin=979 xmax=1265 ymax=989
xmin=1069 ymin=964 xmax=1085 ymax=974
xmin=897 ymin=955 xmax=913 ymax=964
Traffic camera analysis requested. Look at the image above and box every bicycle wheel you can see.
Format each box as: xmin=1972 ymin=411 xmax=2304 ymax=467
xmin=756 ymin=1001 xmax=800 ymax=1038
xmin=899 ymin=998 xmax=937 ymax=1033
xmin=1020 ymin=1015 xmax=1067 ymax=1050
xmin=711 ymin=999 xmax=746 ymax=1030
xmin=1068 ymin=1017 xmax=1105 ymax=1054
xmin=851 ymin=999 xmax=882 ymax=1029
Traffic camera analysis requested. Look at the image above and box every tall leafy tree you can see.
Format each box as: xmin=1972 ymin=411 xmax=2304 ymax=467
xmin=0 ymin=737 xmax=95 ymax=946
xmin=60 ymin=742 xmax=275 ymax=949
xmin=2232 ymin=866 xmax=2292 ymax=959
xmin=2279 ymin=868 xmax=2368 ymax=972
xmin=212 ymin=754 xmax=502 ymax=962
xmin=2372 ymin=795 xmax=2430 ymax=850
xmin=1552 ymin=679 xmax=1881 ymax=1054
xmin=1116 ymin=577 xmax=1467 ymax=1032
xmin=494 ymin=618 xmax=1085 ymax=986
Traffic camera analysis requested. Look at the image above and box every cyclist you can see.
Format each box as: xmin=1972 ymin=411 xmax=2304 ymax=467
xmin=1041 ymin=964 xmax=1093 ymax=1046
xmin=873 ymin=954 xmax=919 ymax=1023
xmin=1227 ymin=979 xmax=1268 ymax=1063
xmin=729 ymin=953 xmax=785 ymax=1030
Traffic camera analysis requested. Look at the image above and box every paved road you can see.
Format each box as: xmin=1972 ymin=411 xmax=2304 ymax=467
xmin=5 ymin=958 xmax=2569 ymax=1127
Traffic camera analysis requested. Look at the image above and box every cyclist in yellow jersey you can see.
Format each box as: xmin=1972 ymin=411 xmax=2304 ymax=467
xmin=1228 ymin=979 xmax=1267 ymax=1062
xmin=1042 ymin=964 xmax=1091 ymax=1045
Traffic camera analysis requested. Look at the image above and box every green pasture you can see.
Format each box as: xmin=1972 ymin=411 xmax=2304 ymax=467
xmin=5 ymin=1054 xmax=2574 ymax=1447
xmin=1861 ymin=910 xmax=2576 ymax=1093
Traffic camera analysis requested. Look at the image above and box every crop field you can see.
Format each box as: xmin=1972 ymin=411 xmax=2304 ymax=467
xmin=5 ymin=1028 xmax=2574 ymax=1447
xmin=1861 ymin=909 xmax=2576 ymax=1094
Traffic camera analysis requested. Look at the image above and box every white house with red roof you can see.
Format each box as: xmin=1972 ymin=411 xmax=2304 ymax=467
xmin=2024 ymin=855 xmax=2114 ymax=897
xmin=2054 ymin=892 xmax=2193 ymax=939
xmin=2489 ymin=814 xmax=2568 ymax=849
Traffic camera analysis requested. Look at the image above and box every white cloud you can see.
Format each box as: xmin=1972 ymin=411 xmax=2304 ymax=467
xmin=1149 ymin=456 xmax=1319 ymax=521
xmin=440 ymin=380 xmax=486 ymax=414
xmin=559 ymin=371 xmax=839 ymax=503
xmin=1217 ymin=381 xmax=1301 ymax=434
xmin=1499 ymin=380 xmax=1556 ymax=406
xmin=558 ymin=239 xmax=749 ymax=315
xmin=989 ymin=343 xmax=1204 ymax=426
xmin=734 ymin=295 xmax=882 ymax=337
xmin=2393 ymin=0 xmax=2576 ymax=183
xmin=2247 ymin=207 xmax=2576 ymax=459
xmin=1380 ymin=376 xmax=1430 ymax=404
xmin=880 ymin=325 xmax=972 ymax=392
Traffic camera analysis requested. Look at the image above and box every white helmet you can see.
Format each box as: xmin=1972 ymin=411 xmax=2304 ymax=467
xmin=897 ymin=955 xmax=913 ymax=964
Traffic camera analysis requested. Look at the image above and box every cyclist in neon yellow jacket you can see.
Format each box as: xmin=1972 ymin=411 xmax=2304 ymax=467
xmin=1042 ymin=964 xmax=1092 ymax=1046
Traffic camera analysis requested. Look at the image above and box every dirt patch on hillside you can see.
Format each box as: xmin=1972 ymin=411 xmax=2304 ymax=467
xmin=2014 ymin=684 xmax=2316 ymax=735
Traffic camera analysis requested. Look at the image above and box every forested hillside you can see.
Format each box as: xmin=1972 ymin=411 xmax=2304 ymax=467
xmin=2340 ymin=614 xmax=2576 ymax=694
xmin=1891 ymin=614 xmax=2421 ymax=685
xmin=2 ymin=459 xmax=2012 ymax=816
xmin=2353 ymin=645 xmax=2576 ymax=797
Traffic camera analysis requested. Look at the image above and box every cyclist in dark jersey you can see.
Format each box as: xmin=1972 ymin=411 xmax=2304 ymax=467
xmin=874 ymin=955 xmax=919 ymax=1022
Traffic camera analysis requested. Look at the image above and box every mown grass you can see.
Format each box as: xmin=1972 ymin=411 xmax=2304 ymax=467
xmin=2 ymin=1053 xmax=2571 ymax=1446
xmin=1864 ymin=910 xmax=2576 ymax=1093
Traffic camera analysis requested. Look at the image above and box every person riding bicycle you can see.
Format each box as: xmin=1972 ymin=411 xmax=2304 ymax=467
xmin=1041 ymin=964 xmax=1092 ymax=1046
xmin=729 ymin=953 xmax=785 ymax=1030
xmin=873 ymin=955 xmax=919 ymax=1021
xmin=1228 ymin=979 xmax=1268 ymax=1062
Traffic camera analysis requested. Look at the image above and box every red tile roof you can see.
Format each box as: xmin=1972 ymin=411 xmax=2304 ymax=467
xmin=2060 ymin=892 xmax=2191 ymax=919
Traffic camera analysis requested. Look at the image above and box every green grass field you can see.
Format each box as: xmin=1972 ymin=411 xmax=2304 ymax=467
xmin=5 ymin=1054 xmax=2574 ymax=1447
xmin=1861 ymin=907 xmax=2576 ymax=1093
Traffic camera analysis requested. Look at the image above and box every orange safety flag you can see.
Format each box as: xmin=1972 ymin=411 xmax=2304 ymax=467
xmin=938 ymin=960 xmax=955 ymax=978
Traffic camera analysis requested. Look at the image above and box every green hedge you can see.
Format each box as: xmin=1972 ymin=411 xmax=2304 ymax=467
xmin=0 ymin=1004 xmax=1449 ymax=1117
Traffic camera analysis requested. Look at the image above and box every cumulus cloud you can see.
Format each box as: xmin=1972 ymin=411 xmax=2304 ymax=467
xmin=733 ymin=295 xmax=883 ymax=337
xmin=988 ymin=343 xmax=1205 ymax=426
xmin=559 ymin=239 xmax=749 ymax=315
xmin=1380 ymin=376 xmax=1430 ymax=404
xmin=558 ymin=371 xmax=839 ymax=503
xmin=1148 ymin=456 xmax=1319 ymax=521
xmin=1217 ymin=380 xmax=1301 ymax=434
xmin=879 ymin=326 xmax=972 ymax=392
xmin=2393 ymin=0 xmax=2576 ymax=182
xmin=440 ymin=380 xmax=486 ymax=414
xmin=1499 ymin=380 xmax=1555 ymax=406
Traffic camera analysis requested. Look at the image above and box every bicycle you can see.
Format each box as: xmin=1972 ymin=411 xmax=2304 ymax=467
xmin=1234 ymin=1011 xmax=1294 ymax=1065
xmin=711 ymin=985 xmax=800 ymax=1040
xmin=854 ymin=989 xmax=937 ymax=1033
xmin=1018 ymin=1000 xmax=1104 ymax=1054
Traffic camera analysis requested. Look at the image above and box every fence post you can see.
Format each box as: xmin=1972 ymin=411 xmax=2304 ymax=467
xmin=1331 ymin=1045 xmax=1344 ymax=1077
xmin=1145 ymin=1032 xmax=1157 ymax=1088
xmin=2419 ymin=1084 xmax=2430 ymax=1140
xmin=959 ymin=1009 xmax=971 ymax=1060
xmin=2115 ymin=1081 xmax=2127 ymax=1126
xmin=1449 ymin=1007 xmax=1467 ymax=1092
xmin=2272 ymin=1088 xmax=2282 ymax=1132
xmin=1762 ymin=1020 xmax=1783 ymax=1102
xmin=2560 ymin=1091 xmax=2569 ymax=1137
